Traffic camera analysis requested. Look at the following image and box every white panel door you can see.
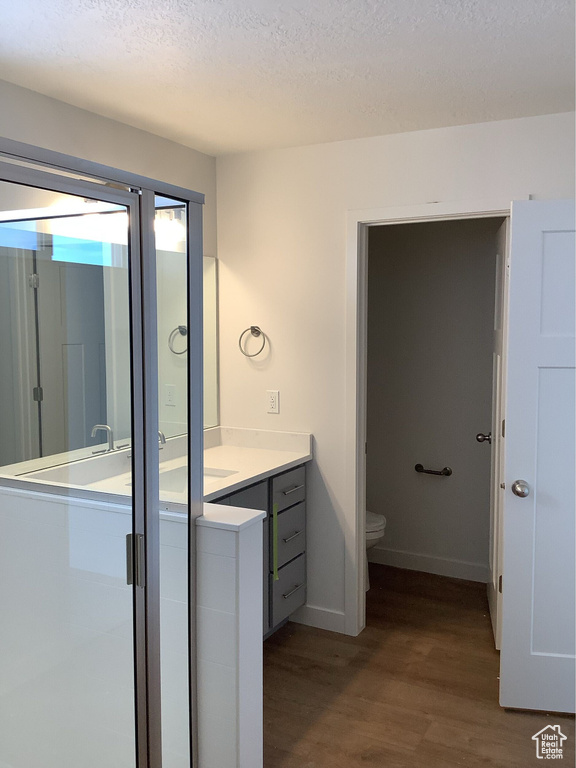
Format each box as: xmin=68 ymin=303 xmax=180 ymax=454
xmin=500 ymin=200 xmax=575 ymax=711
xmin=487 ymin=219 xmax=508 ymax=651
xmin=36 ymin=255 xmax=107 ymax=456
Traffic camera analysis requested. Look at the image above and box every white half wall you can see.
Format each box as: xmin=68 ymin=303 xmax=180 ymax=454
xmin=216 ymin=112 xmax=575 ymax=632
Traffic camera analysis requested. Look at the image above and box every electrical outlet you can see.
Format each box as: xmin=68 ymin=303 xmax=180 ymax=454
xmin=266 ymin=390 xmax=279 ymax=414
xmin=165 ymin=384 xmax=176 ymax=407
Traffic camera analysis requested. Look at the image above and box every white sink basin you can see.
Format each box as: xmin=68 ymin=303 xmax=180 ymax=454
xmin=22 ymin=453 xmax=238 ymax=499
xmin=157 ymin=465 xmax=238 ymax=494
xmin=203 ymin=467 xmax=237 ymax=478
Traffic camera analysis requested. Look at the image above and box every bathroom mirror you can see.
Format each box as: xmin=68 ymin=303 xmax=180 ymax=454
xmin=155 ymin=197 xmax=218 ymax=435
xmin=203 ymin=255 xmax=218 ymax=429
xmin=0 ymin=187 xmax=218 ymax=469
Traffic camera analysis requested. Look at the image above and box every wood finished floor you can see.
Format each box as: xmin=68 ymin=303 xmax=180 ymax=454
xmin=263 ymin=564 xmax=575 ymax=768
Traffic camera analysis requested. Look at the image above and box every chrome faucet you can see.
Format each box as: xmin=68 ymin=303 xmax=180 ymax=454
xmin=125 ymin=432 xmax=166 ymax=460
xmin=91 ymin=424 xmax=114 ymax=452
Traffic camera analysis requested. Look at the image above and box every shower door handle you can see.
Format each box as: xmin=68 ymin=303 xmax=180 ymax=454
xmin=126 ymin=533 xmax=146 ymax=587
xmin=126 ymin=534 xmax=133 ymax=585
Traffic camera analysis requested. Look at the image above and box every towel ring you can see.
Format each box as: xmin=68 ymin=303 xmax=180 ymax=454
xmin=168 ymin=325 xmax=188 ymax=355
xmin=239 ymin=326 xmax=267 ymax=357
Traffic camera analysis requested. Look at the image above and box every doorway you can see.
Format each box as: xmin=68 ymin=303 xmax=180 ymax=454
xmin=344 ymin=200 xmax=512 ymax=639
xmin=347 ymin=198 xmax=575 ymax=714
xmin=365 ymin=218 xmax=505 ymax=603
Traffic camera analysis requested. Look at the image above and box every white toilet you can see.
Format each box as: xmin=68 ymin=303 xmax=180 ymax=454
xmin=365 ymin=510 xmax=386 ymax=590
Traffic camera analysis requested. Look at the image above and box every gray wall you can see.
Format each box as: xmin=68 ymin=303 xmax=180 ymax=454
xmin=366 ymin=218 xmax=502 ymax=581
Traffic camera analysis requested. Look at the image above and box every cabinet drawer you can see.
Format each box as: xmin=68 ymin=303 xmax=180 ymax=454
xmin=271 ymin=554 xmax=306 ymax=627
xmin=272 ymin=502 xmax=305 ymax=570
xmin=227 ymin=480 xmax=268 ymax=513
xmin=272 ymin=465 xmax=306 ymax=512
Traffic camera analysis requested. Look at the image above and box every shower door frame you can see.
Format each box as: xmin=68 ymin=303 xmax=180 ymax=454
xmin=0 ymin=136 xmax=205 ymax=768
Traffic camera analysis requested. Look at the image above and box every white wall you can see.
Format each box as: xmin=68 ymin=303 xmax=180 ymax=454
xmin=366 ymin=218 xmax=501 ymax=582
xmin=216 ymin=112 xmax=575 ymax=631
xmin=0 ymin=79 xmax=217 ymax=256
xmin=0 ymin=80 xmax=219 ymax=441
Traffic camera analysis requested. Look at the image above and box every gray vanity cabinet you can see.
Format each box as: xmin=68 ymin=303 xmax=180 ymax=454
xmin=220 ymin=481 xmax=268 ymax=512
xmin=274 ymin=502 xmax=305 ymax=569
xmin=212 ymin=463 xmax=307 ymax=637
xmin=269 ymin=466 xmax=306 ymax=630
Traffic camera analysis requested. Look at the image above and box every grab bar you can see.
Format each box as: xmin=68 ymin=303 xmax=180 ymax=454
xmin=415 ymin=463 xmax=452 ymax=477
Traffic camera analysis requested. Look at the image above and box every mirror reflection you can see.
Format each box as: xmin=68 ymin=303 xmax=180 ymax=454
xmin=0 ymin=183 xmax=217 ymax=470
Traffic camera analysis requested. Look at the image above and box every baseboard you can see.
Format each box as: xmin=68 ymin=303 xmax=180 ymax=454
xmin=290 ymin=604 xmax=346 ymax=634
xmin=368 ymin=546 xmax=489 ymax=583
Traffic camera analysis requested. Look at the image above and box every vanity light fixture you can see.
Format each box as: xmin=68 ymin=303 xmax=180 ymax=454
xmin=154 ymin=208 xmax=186 ymax=251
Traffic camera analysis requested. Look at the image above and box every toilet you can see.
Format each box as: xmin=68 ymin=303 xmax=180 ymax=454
xmin=365 ymin=510 xmax=386 ymax=590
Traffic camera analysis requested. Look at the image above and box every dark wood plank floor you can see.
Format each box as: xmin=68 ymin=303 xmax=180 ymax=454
xmin=264 ymin=564 xmax=575 ymax=767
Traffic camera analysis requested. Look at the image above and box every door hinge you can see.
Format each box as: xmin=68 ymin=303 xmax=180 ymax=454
xmin=28 ymin=273 xmax=40 ymax=289
xmin=365 ymin=442 xmax=368 ymax=454
xmin=499 ymin=574 xmax=503 ymax=594
xmin=32 ymin=386 xmax=43 ymax=402
xmin=501 ymin=419 xmax=505 ymax=438
xmin=126 ymin=533 xmax=146 ymax=588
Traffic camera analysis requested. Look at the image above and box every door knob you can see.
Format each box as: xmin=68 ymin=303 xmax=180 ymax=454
xmin=476 ymin=432 xmax=492 ymax=444
xmin=511 ymin=480 xmax=530 ymax=498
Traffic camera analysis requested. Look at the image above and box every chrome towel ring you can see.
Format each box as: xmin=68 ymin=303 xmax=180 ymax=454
xmin=239 ymin=326 xmax=267 ymax=357
xmin=168 ymin=325 xmax=188 ymax=355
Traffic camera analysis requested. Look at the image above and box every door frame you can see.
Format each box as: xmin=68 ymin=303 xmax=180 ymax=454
xmin=0 ymin=136 xmax=205 ymax=767
xmin=344 ymin=197 xmax=521 ymax=637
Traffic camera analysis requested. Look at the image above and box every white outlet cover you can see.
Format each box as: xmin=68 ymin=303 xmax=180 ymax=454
xmin=266 ymin=390 xmax=279 ymax=414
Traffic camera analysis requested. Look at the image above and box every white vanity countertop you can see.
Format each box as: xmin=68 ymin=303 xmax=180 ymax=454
xmin=203 ymin=427 xmax=312 ymax=500
xmin=0 ymin=427 xmax=312 ymax=517
xmin=199 ymin=502 xmax=266 ymax=531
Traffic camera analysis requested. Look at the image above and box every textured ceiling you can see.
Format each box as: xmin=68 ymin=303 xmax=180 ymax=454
xmin=0 ymin=0 xmax=574 ymax=155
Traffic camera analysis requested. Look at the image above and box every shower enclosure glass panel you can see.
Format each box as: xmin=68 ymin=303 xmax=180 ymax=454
xmin=156 ymin=197 xmax=188 ymax=440
xmin=155 ymin=195 xmax=191 ymax=766
xmin=0 ymin=180 xmax=137 ymax=767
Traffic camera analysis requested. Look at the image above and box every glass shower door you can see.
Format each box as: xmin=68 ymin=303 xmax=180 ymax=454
xmin=0 ymin=177 xmax=140 ymax=768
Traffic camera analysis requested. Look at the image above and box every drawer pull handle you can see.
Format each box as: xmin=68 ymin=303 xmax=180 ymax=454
xmin=282 ymin=583 xmax=304 ymax=600
xmin=283 ymin=530 xmax=303 ymax=544
xmin=282 ymin=484 xmax=304 ymax=496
